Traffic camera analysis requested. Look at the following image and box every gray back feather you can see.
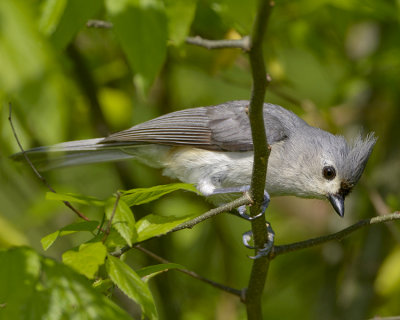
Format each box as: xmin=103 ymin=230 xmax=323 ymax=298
xmin=103 ymin=100 xmax=305 ymax=151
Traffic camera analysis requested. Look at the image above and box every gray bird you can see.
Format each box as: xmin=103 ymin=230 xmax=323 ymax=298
xmin=13 ymin=100 xmax=376 ymax=218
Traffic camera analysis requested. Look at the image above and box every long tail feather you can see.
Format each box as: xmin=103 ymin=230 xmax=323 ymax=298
xmin=11 ymin=138 xmax=138 ymax=170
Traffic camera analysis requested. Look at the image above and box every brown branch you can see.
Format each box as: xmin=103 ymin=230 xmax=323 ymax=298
xmin=135 ymin=245 xmax=242 ymax=297
xmin=8 ymin=103 xmax=90 ymax=221
xmin=244 ymin=1 xmax=275 ymax=319
xmin=185 ymin=36 xmax=251 ymax=51
xmin=272 ymin=212 xmax=400 ymax=257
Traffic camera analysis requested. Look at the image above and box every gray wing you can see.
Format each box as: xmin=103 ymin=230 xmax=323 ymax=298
xmin=102 ymin=100 xmax=307 ymax=151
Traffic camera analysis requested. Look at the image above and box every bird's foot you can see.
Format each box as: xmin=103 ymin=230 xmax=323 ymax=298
xmin=242 ymin=222 xmax=275 ymax=259
xmin=237 ymin=189 xmax=270 ymax=220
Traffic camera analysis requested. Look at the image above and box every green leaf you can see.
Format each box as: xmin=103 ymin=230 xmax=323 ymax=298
xmin=59 ymin=220 xmax=100 ymax=232
xmin=38 ymin=0 xmax=67 ymax=36
xmin=41 ymin=220 xmax=99 ymax=251
xmin=165 ymin=0 xmax=197 ymax=45
xmin=93 ymin=278 xmax=114 ymax=294
xmin=105 ymin=197 xmax=137 ymax=247
xmin=106 ymin=254 xmax=158 ymax=320
xmin=105 ymin=0 xmax=168 ymax=96
xmin=0 ymin=246 xmax=41 ymax=319
xmin=0 ymin=215 xmax=29 ymax=247
xmin=218 ymin=0 xmax=257 ymax=34
xmin=62 ymin=242 xmax=107 ymax=279
xmin=46 ymin=192 xmax=106 ymax=206
xmin=136 ymin=263 xmax=184 ymax=282
xmin=103 ymin=228 xmax=130 ymax=249
xmin=41 ymin=231 xmax=59 ymax=251
xmin=39 ymin=0 xmax=103 ymax=50
xmin=121 ymin=183 xmax=198 ymax=207
xmin=0 ymin=0 xmax=68 ymax=144
xmin=375 ymin=246 xmax=400 ymax=295
xmin=0 ymin=247 xmax=131 ymax=319
xmin=136 ymin=213 xmax=195 ymax=242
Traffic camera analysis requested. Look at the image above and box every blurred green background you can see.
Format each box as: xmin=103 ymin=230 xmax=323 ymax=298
xmin=1 ymin=0 xmax=400 ymax=319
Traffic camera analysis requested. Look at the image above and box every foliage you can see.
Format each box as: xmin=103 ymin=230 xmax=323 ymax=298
xmin=0 ymin=246 xmax=132 ymax=319
xmin=1 ymin=0 xmax=400 ymax=319
xmin=1 ymin=184 xmax=199 ymax=319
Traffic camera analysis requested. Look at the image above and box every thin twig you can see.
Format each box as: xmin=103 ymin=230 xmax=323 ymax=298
xmin=8 ymin=103 xmax=90 ymax=221
xmin=85 ymin=21 xmax=251 ymax=52
xmin=185 ymin=36 xmax=251 ymax=51
xmin=112 ymin=194 xmax=252 ymax=256
xmin=272 ymin=212 xmax=400 ymax=257
xmin=86 ymin=19 xmax=113 ymax=29
xmin=135 ymin=245 xmax=242 ymax=297
xmin=171 ymin=194 xmax=252 ymax=232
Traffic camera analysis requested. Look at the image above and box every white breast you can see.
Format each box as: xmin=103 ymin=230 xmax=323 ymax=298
xmin=162 ymin=147 xmax=254 ymax=195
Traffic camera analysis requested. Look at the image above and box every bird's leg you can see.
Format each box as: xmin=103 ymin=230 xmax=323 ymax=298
xmin=242 ymin=222 xmax=275 ymax=259
xmin=210 ymin=186 xmax=270 ymax=221
xmin=211 ymin=186 xmax=273 ymax=259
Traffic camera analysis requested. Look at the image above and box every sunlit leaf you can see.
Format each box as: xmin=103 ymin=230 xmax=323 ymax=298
xmin=41 ymin=220 xmax=99 ymax=251
xmin=106 ymin=254 xmax=158 ymax=320
xmin=103 ymin=228 xmax=129 ymax=249
xmin=105 ymin=196 xmax=137 ymax=247
xmin=0 ymin=0 xmax=68 ymax=144
xmin=46 ymin=192 xmax=106 ymax=206
xmin=0 ymin=246 xmax=41 ymax=319
xmin=62 ymin=242 xmax=107 ymax=279
xmin=93 ymin=278 xmax=114 ymax=294
xmin=59 ymin=220 xmax=100 ymax=232
xmin=165 ymin=0 xmax=197 ymax=45
xmin=136 ymin=213 xmax=196 ymax=242
xmin=218 ymin=0 xmax=257 ymax=34
xmin=39 ymin=0 xmax=67 ymax=36
xmin=0 ymin=215 xmax=28 ymax=247
xmin=375 ymin=246 xmax=400 ymax=296
xmin=121 ymin=183 xmax=198 ymax=207
xmin=98 ymin=87 xmax=133 ymax=129
xmin=41 ymin=231 xmax=59 ymax=251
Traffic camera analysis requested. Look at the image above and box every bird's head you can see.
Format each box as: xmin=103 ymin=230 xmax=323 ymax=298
xmin=297 ymin=130 xmax=377 ymax=217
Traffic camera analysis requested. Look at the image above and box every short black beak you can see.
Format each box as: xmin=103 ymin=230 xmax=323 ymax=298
xmin=328 ymin=194 xmax=345 ymax=217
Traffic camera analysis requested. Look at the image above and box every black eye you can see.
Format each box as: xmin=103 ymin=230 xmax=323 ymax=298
xmin=323 ymin=166 xmax=336 ymax=180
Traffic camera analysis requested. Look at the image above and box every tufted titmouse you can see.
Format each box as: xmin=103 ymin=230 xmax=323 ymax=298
xmin=13 ymin=100 xmax=376 ymax=217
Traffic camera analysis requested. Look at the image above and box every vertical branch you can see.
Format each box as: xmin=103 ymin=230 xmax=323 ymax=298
xmin=245 ymin=0 xmax=274 ymax=319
